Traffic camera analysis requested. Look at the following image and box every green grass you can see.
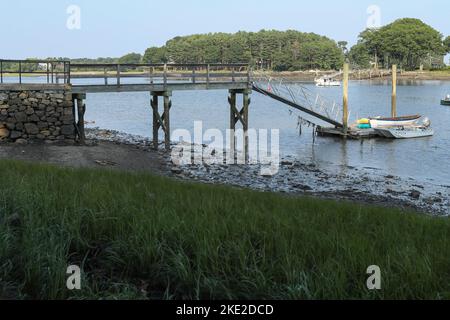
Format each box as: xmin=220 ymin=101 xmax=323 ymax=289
xmin=0 ymin=160 xmax=449 ymax=300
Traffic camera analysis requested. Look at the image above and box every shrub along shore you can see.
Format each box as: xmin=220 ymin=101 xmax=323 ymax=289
xmin=0 ymin=160 xmax=449 ymax=300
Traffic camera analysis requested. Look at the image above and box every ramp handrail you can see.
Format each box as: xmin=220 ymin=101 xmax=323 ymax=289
xmin=252 ymin=73 xmax=344 ymax=128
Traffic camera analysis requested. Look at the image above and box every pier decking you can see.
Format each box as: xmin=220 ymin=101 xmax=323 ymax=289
xmin=0 ymin=60 xmax=255 ymax=156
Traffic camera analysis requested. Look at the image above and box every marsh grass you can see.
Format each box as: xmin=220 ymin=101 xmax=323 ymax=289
xmin=0 ymin=160 xmax=449 ymax=300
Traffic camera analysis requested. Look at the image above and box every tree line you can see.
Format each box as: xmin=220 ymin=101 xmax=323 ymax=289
xmin=4 ymin=18 xmax=449 ymax=72
xmin=349 ymin=18 xmax=449 ymax=70
xmin=142 ymin=30 xmax=344 ymax=71
xmin=142 ymin=19 xmax=449 ymax=71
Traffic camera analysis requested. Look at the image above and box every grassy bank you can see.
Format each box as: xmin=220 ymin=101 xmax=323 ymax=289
xmin=0 ymin=160 xmax=449 ymax=300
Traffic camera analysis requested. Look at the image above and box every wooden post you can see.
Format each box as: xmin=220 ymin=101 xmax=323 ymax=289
xmin=391 ymin=64 xmax=397 ymax=118
xmin=67 ymin=61 xmax=71 ymax=84
xmin=19 ymin=61 xmax=22 ymax=84
xmin=151 ymin=91 xmax=172 ymax=151
xmin=163 ymin=93 xmax=171 ymax=151
xmin=151 ymin=93 xmax=159 ymax=150
xmin=63 ymin=62 xmax=67 ymax=84
xmin=229 ymin=90 xmax=236 ymax=161
xmin=76 ymin=97 xmax=86 ymax=144
xmin=150 ymin=67 xmax=154 ymax=84
xmin=243 ymin=91 xmax=250 ymax=163
xmin=117 ymin=64 xmax=121 ymax=86
xmin=342 ymin=63 xmax=349 ymax=133
xmin=163 ymin=64 xmax=167 ymax=88
xmin=228 ymin=89 xmax=251 ymax=163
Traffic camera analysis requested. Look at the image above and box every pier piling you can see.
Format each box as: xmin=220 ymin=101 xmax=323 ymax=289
xmin=391 ymin=64 xmax=397 ymax=118
xmin=229 ymin=89 xmax=251 ymax=163
xmin=151 ymin=94 xmax=159 ymax=149
xmin=151 ymin=91 xmax=172 ymax=151
xmin=164 ymin=94 xmax=171 ymax=150
xmin=73 ymin=93 xmax=87 ymax=144
xmin=342 ymin=63 xmax=349 ymax=133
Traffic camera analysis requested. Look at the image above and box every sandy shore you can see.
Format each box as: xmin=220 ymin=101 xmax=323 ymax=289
xmin=0 ymin=127 xmax=448 ymax=216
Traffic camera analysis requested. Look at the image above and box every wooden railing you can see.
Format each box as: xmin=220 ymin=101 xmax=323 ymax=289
xmin=1 ymin=60 xmax=251 ymax=88
xmin=65 ymin=63 xmax=250 ymax=87
xmin=0 ymin=60 xmax=250 ymax=90
xmin=0 ymin=59 xmax=71 ymax=84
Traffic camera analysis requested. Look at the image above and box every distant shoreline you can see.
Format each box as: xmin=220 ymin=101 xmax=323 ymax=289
xmin=2 ymin=69 xmax=450 ymax=81
xmin=261 ymin=69 xmax=450 ymax=81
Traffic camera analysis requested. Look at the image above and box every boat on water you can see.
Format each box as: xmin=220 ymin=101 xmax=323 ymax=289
xmin=374 ymin=117 xmax=434 ymax=139
xmin=369 ymin=115 xmax=421 ymax=129
xmin=441 ymin=94 xmax=450 ymax=106
xmin=315 ymin=77 xmax=341 ymax=87
xmin=375 ymin=126 xmax=434 ymax=139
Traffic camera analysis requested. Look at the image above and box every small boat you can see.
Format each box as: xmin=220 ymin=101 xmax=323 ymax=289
xmin=375 ymin=126 xmax=434 ymax=139
xmin=369 ymin=115 xmax=421 ymax=129
xmin=315 ymin=77 xmax=341 ymax=87
xmin=375 ymin=117 xmax=433 ymax=139
xmin=441 ymin=95 xmax=450 ymax=106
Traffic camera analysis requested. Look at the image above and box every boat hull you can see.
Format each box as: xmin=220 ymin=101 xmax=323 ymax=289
xmin=370 ymin=115 xmax=421 ymax=129
xmin=441 ymin=100 xmax=450 ymax=106
xmin=375 ymin=127 xmax=434 ymax=139
xmin=315 ymin=79 xmax=341 ymax=87
xmin=316 ymin=82 xmax=341 ymax=87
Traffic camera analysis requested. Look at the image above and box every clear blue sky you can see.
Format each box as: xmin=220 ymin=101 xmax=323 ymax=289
xmin=1 ymin=0 xmax=449 ymax=59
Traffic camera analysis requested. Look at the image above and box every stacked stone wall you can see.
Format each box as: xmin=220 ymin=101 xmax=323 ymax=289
xmin=0 ymin=86 xmax=75 ymax=142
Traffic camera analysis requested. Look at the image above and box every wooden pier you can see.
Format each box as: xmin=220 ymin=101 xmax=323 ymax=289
xmin=0 ymin=60 xmax=254 ymax=158
xmin=1 ymin=59 xmax=394 ymax=150
xmin=316 ymin=127 xmax=379 ymax=139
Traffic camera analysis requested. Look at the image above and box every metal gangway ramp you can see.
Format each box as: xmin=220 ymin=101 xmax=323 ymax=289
xmin=252 ymin=74 xmax=344 ymax=128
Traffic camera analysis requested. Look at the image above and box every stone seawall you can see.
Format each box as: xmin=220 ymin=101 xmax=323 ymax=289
xmin=0 ymin=85 xmax=76 ymax=143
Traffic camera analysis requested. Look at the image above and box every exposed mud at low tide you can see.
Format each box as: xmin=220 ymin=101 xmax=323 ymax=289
xmin=0 ymin=127 xmax=446 ymax=216
xmin=86 ymin=128 xmax=449 ymax=216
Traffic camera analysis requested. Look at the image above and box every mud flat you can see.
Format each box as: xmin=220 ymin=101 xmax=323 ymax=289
xmin=0 ymin=127 xmax=446 ymax=216
xmin=84 ymin=128 xmax=449 ymax=216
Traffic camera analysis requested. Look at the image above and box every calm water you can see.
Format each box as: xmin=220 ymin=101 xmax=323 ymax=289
xmin=4 ymin=77 xmax=450 ymax=185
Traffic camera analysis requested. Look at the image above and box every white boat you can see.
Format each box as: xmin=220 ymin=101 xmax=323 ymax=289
xmin=369 ymin=115 xmax=421 ymax=129
xmin=375 ymin=117 xmax=433 ymax=139
xmin=441 ymin=94 xmax=450 ymax=106
xmin=315 ymin=77 xmax=341 ymax=87
xmin=375 ymin=126 xmax=434 ymax=139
